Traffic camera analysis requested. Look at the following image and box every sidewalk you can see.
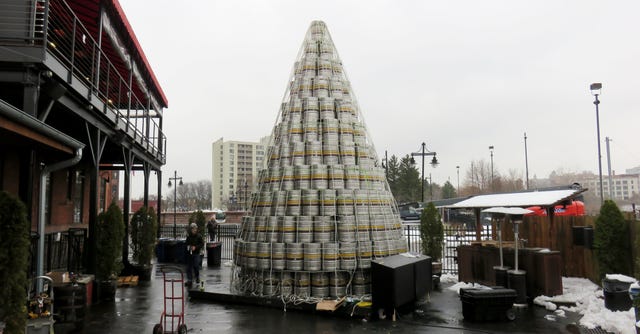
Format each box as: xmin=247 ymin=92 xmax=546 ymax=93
xmin=80 ymin=259 xmax=606 ymax=334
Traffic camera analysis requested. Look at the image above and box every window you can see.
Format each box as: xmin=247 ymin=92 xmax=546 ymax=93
xmin=73 ymin=171 xmax=84 ymax=224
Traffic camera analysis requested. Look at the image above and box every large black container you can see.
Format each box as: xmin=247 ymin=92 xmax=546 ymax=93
xmin=460 ymin=287 xmax=517 ymax=322
xmin=155 ymin=238 xmax=171 ymax=263
xmin=207 ymin=242 xmax=222 ymax=267
xmin=371 ymin=254 xmax=431 ymax=316
xmin=173 ymin=239 xmax=187 ymax=264
xmin=583 ymin=227 xmax=594 ymax=249
xmin=53 ymin=284 xmax=87 ymax=330
xmin=572 ymin=226 xmax=585 ymax=246
xmin=603 ymin=278 xmax=633 ymax=311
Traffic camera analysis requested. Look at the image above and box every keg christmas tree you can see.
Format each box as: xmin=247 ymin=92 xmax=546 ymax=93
xmin=231 ymin=21 xmax=406 ymax=300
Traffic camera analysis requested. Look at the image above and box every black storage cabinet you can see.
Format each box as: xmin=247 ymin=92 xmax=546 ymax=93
xmin=371 ymin=254 xmax=431 ymax=315
xmin=460 ymin=287 xmax=517 ymax=322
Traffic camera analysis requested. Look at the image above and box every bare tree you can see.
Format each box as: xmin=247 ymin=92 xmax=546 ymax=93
xmin=163 ymin=180 xmax=212 ymax=211
xmin=463 ymin=159 xmax=493 ymax=194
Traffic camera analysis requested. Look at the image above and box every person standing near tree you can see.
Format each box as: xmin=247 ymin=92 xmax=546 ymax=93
xmin=185 ymin=223 xmax=204 ymax=287
xmin=207 ymin=218 xmax=218 ymax=242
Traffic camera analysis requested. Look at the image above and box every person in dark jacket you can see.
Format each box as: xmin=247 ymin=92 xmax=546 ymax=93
xmin=185 ymin=223 xmax=204 ymax=287
xmin=207 ymin=219 xmax=218 ymax=242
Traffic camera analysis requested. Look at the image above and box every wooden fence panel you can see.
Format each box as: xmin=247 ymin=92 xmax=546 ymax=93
xmin=495 ymin=215 xmax=603 ymax=281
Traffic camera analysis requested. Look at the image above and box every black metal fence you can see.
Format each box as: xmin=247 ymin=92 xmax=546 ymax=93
xmin=403 ymin=223 xmax=493 ymax=275
xmin=29 ymin=228 xmax=87 ymax=278
xmin=159 ymin=223 xmax=493 ymax=274
xmin=158 ymin=223 xmax=239 ymax=261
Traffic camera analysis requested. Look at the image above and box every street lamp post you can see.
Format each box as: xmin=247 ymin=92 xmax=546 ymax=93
xmin=590 ymin=82 xmax=604 ymax=206
xmin=382 ymin=150 xmax=389 ymax=178
xmin=489 ymin=145 xmax=494 ymax=191
xmin=524 ymin=133 xmax=529 ymax=190
xmin=456 ymin=166 xmax=460 ymax=193
xmin=411 ymin=142 xmax=438 ymax=202
xmin=168 ymin=170 xmax=183 ymax=239
xmin=243 ymin=180 xmax=249 ymax=211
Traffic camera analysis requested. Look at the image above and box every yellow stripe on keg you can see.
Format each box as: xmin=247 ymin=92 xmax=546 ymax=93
xmin=323 ymin=254 xmax=338 ymax=260
xmin=340 ymin=252 xmax=356 ymax=259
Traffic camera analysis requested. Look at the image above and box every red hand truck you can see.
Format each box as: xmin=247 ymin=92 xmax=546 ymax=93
xmin=153 ymin=266 xmax=187 ymax=334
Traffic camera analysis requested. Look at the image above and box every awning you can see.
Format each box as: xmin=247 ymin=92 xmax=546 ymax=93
xmin=443 ymin=188 xmax=586 ymax=209
xmin=0 ymin=99 xmax=84 ymax=154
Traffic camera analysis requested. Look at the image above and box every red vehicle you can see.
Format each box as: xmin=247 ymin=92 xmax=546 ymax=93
xmin=526 ymin=200 xmax=585 ymax=216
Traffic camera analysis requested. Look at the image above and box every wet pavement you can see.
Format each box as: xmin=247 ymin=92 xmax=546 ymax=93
xmin=80 ymin=259 xmax=601 ymax=334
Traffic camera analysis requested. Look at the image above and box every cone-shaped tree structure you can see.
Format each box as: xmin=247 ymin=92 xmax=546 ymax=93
xmin=231 ymin=21 xmax=406 ymax=300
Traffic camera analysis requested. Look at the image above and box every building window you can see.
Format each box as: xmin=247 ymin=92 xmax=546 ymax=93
xmin=73 ymin=171 xmax=84 ymax=224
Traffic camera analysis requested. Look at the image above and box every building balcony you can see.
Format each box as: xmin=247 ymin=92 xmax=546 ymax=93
xmin=0 ymin=0 xmax=166 ymax=165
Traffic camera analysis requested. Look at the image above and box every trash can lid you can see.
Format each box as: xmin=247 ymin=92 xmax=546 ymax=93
xmin=604 ymin=274 xmax=636 ymax=283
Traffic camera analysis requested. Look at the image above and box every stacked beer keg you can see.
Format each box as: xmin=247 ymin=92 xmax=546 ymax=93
xmin=232 ymin=21 xmax=407 ymax=301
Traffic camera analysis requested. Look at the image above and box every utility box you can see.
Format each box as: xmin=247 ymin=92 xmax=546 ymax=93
xmin=460 ymin=287 xmax=517 ymax=322
xmin=371 ymin=254 xmax=431 ymax=316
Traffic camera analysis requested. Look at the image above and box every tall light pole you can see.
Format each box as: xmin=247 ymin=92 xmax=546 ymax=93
xmin=168 ymin=170 xmax=183 ymax=239
xmin=606 ymin=137 xmax=613 ymax=199
xmin=456 ymin=165 xmax=460 ymax=194
xmin=489 ymin=145 xmax=494 ymax=191
xmin=524 ymin=133 xmax=529 ymax=190
xmin=243 ymin=179 xmax=249 ymax=211
xmin=381 ymin=150 xmax=389 ymax=178
xmin=411 ymin=142 xmax=438 ymax=202
xmin=590 ymin=82 xmax=604 ymax=206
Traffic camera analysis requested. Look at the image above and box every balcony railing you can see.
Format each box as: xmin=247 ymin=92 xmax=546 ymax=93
xmin=0 ymin=0 xmax=166 ymax=163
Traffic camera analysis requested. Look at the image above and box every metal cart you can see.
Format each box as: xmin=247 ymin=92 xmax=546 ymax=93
xmin=153 ymin=266 xmax=187 ymax=334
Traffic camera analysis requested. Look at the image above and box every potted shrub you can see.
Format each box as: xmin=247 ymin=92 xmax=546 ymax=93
xmin=0 ymin=191 xmax=30 ymax=334
xmin=95 ymin=202 xmax=125 ymax=301
xmin=595 ymin=199 xmax=631 ymax=279
xmin=130 ymin=206 xmax=158 ymax=281
xmin=420 ymin=202 xmax=444 ymax=284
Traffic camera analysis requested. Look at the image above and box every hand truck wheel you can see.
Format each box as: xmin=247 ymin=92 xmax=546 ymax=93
xmin=178 ymin=324 xmax=188 ymax=334
xmin=153 ymin=323 xmax=163 ymax=334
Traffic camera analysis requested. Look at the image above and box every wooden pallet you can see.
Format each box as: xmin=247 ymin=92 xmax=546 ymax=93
xmin=117 ymin=276 xmax=139 ymax=287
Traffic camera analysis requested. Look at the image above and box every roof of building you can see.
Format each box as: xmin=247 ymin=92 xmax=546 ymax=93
xmin=68 ymin=0 xmax=168 ymax=107
xmin=442 ymin=184 xmax=586 ymax=209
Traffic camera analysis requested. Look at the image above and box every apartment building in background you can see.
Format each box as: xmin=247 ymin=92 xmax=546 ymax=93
xmin=212 ymin=136 xmax=270 ymax=210
xmin=582 ymin=169 xmax=640 ymax=201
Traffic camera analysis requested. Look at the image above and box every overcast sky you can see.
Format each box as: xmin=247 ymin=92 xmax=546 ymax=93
xmin=118 ymin=0 xmax=640 ymax=198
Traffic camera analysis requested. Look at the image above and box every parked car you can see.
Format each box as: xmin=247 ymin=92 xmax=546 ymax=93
xmin=400 ymin=206 xmax=421 ymax=221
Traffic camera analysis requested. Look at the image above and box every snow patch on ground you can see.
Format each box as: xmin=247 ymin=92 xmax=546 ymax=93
xmin=439 ymin=273 xmax=459 ymax=284
xmin=537 ymin=276 xmax=636 ymax=334
xmin=447 ymin=281 xmax=491 ymax=294
xmin=449 ymin=275 xmax=637 ymax=334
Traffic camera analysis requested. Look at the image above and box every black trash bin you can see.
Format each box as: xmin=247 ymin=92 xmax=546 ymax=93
xmin=207 ymin=242 xmax=222 ymax=267
xmin=174 ymin=239 xmax=187 ymax=264
xmin=156 ymin=238 xmax=172 ymax=263
xmin=603 ymin=277 xmax=633 ymax=311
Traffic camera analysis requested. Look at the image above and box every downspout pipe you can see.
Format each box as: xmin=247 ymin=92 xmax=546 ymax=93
xmin=0 ymin=99 xmax=85 ymax=290
xmin=37 ymin=147 xmax=83 ymax=285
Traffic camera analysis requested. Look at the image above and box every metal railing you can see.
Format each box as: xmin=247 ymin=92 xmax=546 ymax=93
xmin=158 ymin=223 xmax=240 ymax=261
xmin=29 ymin=228 xmax=87 ymax=278
xmin=46 ymin=0 xmax=166 ymax=163
xmin=402 ymin=223 xmax=493 ymax=275
xmin=0 ymin=0 xmax=166 ymax=163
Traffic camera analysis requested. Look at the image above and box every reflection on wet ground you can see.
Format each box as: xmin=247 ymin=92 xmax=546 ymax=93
xmin=83 ymin=262 xmax=591 ymax=334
